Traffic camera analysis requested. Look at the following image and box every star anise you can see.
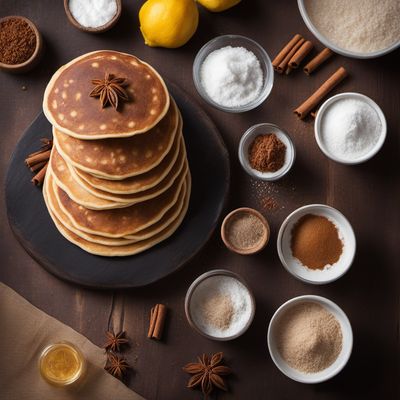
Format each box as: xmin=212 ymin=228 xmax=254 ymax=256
xmin=183 ymin=352 xmax=232 ymax=399
xmin=105 ymin=352 xmax=131 ymax=379
xmin=103 ymin=330 xmax=129 ymax=352
xmin=89 ymin=73 xmax=129 ymax=110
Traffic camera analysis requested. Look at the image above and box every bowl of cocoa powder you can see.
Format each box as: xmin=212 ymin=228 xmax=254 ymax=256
xmin=0 ymin=16 xmax=43 ymax=73
xmin=238 ymin=123 xmax=295 ymax=181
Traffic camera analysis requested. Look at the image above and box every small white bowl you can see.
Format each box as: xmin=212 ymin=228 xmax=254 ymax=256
xmin=297 ymin=0 xmax=400 ymax=59
xmin=315 ymin=92 xmax=387 ymax=165
xmin=238 ymin=123 xmax=295 ymax=181
xmin=277 ymin=204 xmax=356 ymax=284
xmin=267 ymin=295 xmax=353 ymax=383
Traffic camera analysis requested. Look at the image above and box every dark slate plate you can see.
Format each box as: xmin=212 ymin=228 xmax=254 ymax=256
xmin=5 ymin=84 xmax=230 ymax=288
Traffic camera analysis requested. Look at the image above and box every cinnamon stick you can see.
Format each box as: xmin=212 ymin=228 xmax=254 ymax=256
xmin=31 ymin=163 xmax=48 ymax=186
xmin=294 ymin=67 xmax=348 ymax=119
xmin=289 ymin=40 xmax=314 ymax=69
xmin=272 ymin=34 xmax=303 ymax=71
xmin=277 ymin=38 xmax=305 ymax=74
xmin=311 ymin=110 xmax=318 ymax=119
xmin=25 ymin=149 xmax=51 ymax=167
xmin=30 ymin=161 xmax=47 ymax=172
xmin=304 ymin=48 xmax=333 ymax=75
xmin=148 ymin=304 xmax=167 ymax=340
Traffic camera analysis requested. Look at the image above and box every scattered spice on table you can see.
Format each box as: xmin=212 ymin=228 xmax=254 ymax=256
xmin=183 ymin=352 xmax=232 ymax=398
xmin=24 ymin=138 xmax=52 ymax=186
xmin=261 ymin=196 xmax=279 ymax=211
xmin=276 ymin=302 xmax=343 ymax=373
xmin=103 ymin=330 xmax=129 ymax=352
xmin=291 ymin=214 xmax=343 ymax=270
xmin=105 ymin=352 xmax=131 ymax=380
xmin=248 ymin=133 xmax=286 ymax=173
xmin=148 ymin=303 xmax=168 ymax=340
xmin=0 ymin=17 xmax=36 ymax=65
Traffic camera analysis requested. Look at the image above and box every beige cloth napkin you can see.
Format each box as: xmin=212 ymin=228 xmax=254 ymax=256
xmin=0 ymin=282 xmax=145 ymax=400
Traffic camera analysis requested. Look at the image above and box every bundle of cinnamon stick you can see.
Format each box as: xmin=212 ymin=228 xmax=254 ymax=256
xmin=25 ymin=138 xmax=52 ymax=186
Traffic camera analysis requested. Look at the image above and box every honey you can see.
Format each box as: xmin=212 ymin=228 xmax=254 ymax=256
xmin=39 ymin=342 xmax=85 ymax=386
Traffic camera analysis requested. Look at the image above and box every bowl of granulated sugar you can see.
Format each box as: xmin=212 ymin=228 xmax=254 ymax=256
xmin=185 ymin=270 xmax=255 ymax=341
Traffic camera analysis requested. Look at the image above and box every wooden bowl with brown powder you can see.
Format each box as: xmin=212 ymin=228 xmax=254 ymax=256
xmin=221 ymin=207 xmax=270 ymax=255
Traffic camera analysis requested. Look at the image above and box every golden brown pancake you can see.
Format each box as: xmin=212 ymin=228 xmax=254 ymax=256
xmin=43 ymin=50 xmax=170 ymax=139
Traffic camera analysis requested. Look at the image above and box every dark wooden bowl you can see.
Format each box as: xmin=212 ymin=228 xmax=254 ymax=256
xmin=0 ymin=16 xmax=43 ymax=74
xmin=63 ymin=0 xmax=122 ymax=33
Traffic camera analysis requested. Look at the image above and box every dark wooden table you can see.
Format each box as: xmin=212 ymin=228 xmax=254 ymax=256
xmin=1 ymin=1 xmax=399 ymax=399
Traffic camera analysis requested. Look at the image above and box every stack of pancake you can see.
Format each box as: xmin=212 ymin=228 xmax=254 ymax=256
xmin=42 ymin=50 xmax=191 ymax=256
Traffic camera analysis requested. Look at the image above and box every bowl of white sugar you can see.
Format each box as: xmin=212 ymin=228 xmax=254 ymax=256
xmin=298 ymin=0 xmax=400 ymax=58
xmin=315 ymin=93 xmax=386 ymax=164
xmin=185 ymin=270 xmax=255 ymax=340
xmin=193 ymin=35 xmax=274 ymax=112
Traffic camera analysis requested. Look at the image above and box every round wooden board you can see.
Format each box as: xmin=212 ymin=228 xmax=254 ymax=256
xmin=5 ymin=84 xmax=230 ymax=288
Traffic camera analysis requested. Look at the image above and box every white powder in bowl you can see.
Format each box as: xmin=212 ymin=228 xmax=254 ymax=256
xmin=304 ymin=0 xmax=400 ymax=53
xmin=190 ymin=275 xmax=253 ymax=338
xmin=200 ymin=46 xmax=263 ymax=108
xmin=320 ymin=98 xmax=382 ymax=161
xmin=69 ymin=0 xmax=117 ymax=29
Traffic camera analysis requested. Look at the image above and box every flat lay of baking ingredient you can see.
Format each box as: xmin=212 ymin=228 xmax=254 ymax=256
xmin=139 ymin=0 xmax=199 ymax=48
xmin=248 ymin=133 xmax=286 ymax=173
xmin=304 ymin=0 xmax=400 ymax=53
xmin=183 ymin=352 xmax=232 ymax=397
xmin=200 ymin=46 xmax=263 ymax=107
xmin=197 ymin=0 xmax=241 ymax=12
xmin=68 ymin=0 xmax=117 ymax=28
xmin=320 ymin=98 xmax=382 ymax=161
xmin=291 ymin=214 xmax=343 ymax=270
xmin=276 ymin=302 xmax=343 ymax=373
xmin=0 ymin=17 xmax=36 ymax=65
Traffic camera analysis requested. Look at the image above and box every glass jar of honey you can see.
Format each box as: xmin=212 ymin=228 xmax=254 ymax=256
xmin=39 ymin=342 xmax=86 ymax=386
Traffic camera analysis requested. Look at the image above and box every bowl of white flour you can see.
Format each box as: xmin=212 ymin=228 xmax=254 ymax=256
xmin=298 ymin=0 xmax=400 ymax=58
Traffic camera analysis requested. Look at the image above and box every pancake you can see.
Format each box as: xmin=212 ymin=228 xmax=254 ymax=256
xmin=43 ymin=173 xmax=191 ymax=257
xmin=43 ymin=50 xmax=170 ymax=139
xmin=67 ymin=136 xmax=187 ymax=205
xmin=45 ymin=170 xmax=188 ymax=246
xmin=53 ymin=98 xmax=179 ymax=180
xmin=53 ymin=162 xmax=187 ymax=238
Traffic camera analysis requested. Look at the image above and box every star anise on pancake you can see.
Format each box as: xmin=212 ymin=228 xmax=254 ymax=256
xmin=90 ymin=73 xmax=129 ymax=110
xmin=103 ymin=330 xmax=129 ymax=352
xmin=183 ymin=352 xmax=232 ymax=398
xmin=105 ymin=352 xmax=131 ymax=380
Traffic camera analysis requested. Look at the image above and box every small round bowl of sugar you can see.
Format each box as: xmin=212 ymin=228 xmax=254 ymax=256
xmin=193 ymin=35 xmax=274 ymax=113
xmin=185 ymin=269 xmax=255 ymax=341
xmin=267 ymin=295 xmax=353 ymax=383
xmin=239 ymin=123 xmax=295 ymax=181
xmin=315 ymin=93 xmax=386 ymax=164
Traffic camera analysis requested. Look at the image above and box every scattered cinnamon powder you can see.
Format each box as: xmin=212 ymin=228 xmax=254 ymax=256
xmin=291 ymin=214 xmax=343 ymax=270
xmin=248 ymin=133 xmax=286 ymax=172
xmin=276 ymin=302 xmax=343 ymax=373
xmin=201 ymin=293 xmax=234 ymax=331
xmin=261 ymin=196 xmax=279 ymax=211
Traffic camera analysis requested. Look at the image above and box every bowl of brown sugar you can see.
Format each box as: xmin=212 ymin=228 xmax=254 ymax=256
xmin=277 ymin=204 xmax=356 ymax=284
xmin=221 ymin=207 xmax=270 ymax=255
xmin=238 ymin=123 xmax=295 ymax=181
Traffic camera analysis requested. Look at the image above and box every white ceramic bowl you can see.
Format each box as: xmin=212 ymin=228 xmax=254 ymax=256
xmin=297 ymin=0 xmax=400 ymax=59
xmin=238 ymin=123 xmax=295 ymax=181
xmin=193 ymin=35 xmax=274 ymax=113
xmin=315 ymin=92 xmax=387 ymax=164
xmin=277 ymin=204 xmax=356 ymax=284
xmin=267 ymin=295 xmax=353 ymax=383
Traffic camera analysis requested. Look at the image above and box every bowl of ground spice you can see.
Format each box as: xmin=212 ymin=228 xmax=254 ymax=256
xmin=239 ymin=123 xmax=295 ymax=181
xmin=267 ymin=295 xmax=353 ymax=383
xmin=221 ymin=207 xmax=270 ymax=255
xmin=0 ymin=16 xmax=43 ymax=73
xmin=277 ymin=204 xmax=356 ymax=284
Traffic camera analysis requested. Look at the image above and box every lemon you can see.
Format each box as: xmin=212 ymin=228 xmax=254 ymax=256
xmin=139 ymin=0 xmax=199 ymax=48
xmin=197 ymin=0 xmax=241 ymax=12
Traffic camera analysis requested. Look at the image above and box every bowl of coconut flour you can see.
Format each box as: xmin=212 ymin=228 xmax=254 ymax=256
xmin=193 ymin=35 xmax=274 ymax=112
xmin=298 ymin=0 xmax=400 ymax=58
xmin=185 ymin=270 xmax=255 ymax=340
xmin=315 ymin=93 xmax=386 ymax=164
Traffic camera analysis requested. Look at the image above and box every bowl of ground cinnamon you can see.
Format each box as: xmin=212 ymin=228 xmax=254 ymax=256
xmin=239 ymin=123 xmax=295 ymax=181
xmin=277 ymin=204 xmax=356 ymax=284
xmin=0 ymin=16 xmax=43 ymax=73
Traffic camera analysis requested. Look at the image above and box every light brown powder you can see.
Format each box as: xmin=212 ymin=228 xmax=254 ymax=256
xmin=276 ymin=302 xmax=343 ymax=373
xmin=226 ymin=213 xmax=265 ymax=250
xmin=201 ymin=293 xmax=234 ymax=331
